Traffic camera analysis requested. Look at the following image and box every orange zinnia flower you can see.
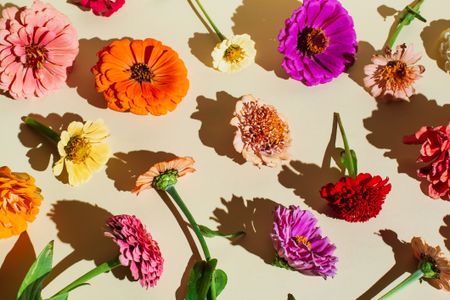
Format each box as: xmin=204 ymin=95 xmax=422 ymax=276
xmin=0 ymin=166 xmax=43 ymax=239
xmin=92 ymin=38 xmax=189 ymax=116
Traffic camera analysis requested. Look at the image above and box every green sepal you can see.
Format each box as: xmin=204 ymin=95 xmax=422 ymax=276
xmin=17 ymin=241 xmax=54 ymax=300
xmin=340 ymin=149 xmax=358 ymax=177
xmin=199 ymin=225 xmax=245 ymax=239
xmin=272 ymin=254 xmax=295 ymax=271
xmin=212 ymin=269 xmax=227 ymax=297
xmin=419 ymin=260 xmax=439 ymax=279
xmin=186 ymin=259 xmax=218 ymax=300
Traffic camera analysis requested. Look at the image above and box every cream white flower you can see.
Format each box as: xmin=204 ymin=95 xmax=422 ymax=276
xmin=211 ymin=34 xmax=256 ymax=73
xmin=440 ymin=28 xmax=450 ymax=73
xmin=53 ymin=119 xmax=110 ymax=186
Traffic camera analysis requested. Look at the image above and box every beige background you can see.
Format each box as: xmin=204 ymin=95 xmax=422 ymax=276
xmin=0 ymin=0 xmax=449 ymax=299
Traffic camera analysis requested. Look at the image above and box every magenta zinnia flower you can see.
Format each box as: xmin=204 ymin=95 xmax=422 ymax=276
xmin=278 ymin=0 xmax=357 ymax=86
xmin=0 ymin=1 xmax=79 ymax=99
xmin=271 ymin=205 xmax=337 ymax=278
xmin=105 ymin=215 xmax=164 ymax=288
xmin=77 ymin=0 xmax=125 ymax=17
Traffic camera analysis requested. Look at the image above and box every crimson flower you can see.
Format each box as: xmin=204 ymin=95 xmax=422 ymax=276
xmin=77 ymin=0 xmax=125 ymax=17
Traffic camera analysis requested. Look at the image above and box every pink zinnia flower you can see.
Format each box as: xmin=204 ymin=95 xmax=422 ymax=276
xmin=404 ymin=122 xmax=450 ymax=199
xmin=271 ymin=205 xmax=337 ymax=278
xmin=0 ymin=1 xmax=79 ymax=99
xmin=78 ymin=0 xmax=125 ymax=17
xmin=105 ymin=214 xmax=164 ymax=288
xmin=364 ymin=44 xmax=425 ymax=101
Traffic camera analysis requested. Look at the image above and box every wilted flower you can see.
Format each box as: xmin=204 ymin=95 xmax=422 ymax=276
xmin=230 ymin=95 xmax=291 ymax=167
xmin=278 ymin=0 xmax=357 ymax=86
xmin=77 ymin=0 xmax=125 ymax=17
xmin=133 ymin=157 xmax=195 ymax=193
xmin=441 ymin=28 xmax=450 ymax=73
xmin=211 ymin=34 xmax=256 ymax=73
xmin=271 ymin=205 xmax=337 ymax=278
xmin=92 ymin=38 xmax=189 ymax=116
xmin=105 ymin=214 xmax=164 ymax=288
xmin=53 ymin=119 xmax=110 ymax=186
xmin=364 ymin=44 xmax=425 ymax=101
xmin=0 ymin=166 xmax=43 ymax=239
xmin=404 ymin=122 xmax=450 ymax=199
xmin=0 ymin=0 xmax=79 ymax=99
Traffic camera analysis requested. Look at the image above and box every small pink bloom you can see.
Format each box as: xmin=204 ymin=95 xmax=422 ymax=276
xmin=78 ymin=0 xmax=125 ymax=17
xmin=105 ymin=214 xmax=164 ymax=288
xmin=0 ymin=1 xmax=79 ymax=99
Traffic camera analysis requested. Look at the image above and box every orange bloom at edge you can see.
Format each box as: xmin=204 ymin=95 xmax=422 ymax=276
xmin=0 ymin=166 xmax=43 ymax=239
xmin=92 ymin=38 xmax=189 ymax=116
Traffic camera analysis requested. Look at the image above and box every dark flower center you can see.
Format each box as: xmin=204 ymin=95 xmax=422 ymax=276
xmin=130 ymin=63 xmax=154 ymax=83
xmin=385 ymin=60 xmax=408 ymax=81
xmin=65 ymin=136 xmax=91 ymax=163
xmin=25 ymin=45 xmax=47 ymax=69
xmin=297 ymin=27 xmax=329 ymax=56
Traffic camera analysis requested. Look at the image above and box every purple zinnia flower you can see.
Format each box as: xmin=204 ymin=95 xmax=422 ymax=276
xmin=271 ymin=205 xmax=337 ymax=278
xmin=105 ymin=214 xmax=164 ymax=288
xmin=278 ymin=0 xmax=357 ymax=86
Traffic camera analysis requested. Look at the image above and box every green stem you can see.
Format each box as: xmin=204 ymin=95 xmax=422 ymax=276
xmin=194 ymin=0 xmax=226 ymax=41
xmin=378 ymin=269 xmax=424 ymax=299
xmin=165 ymin=185 xmax=211 ymax=260
xmin=210 ymin=276 xmax=217 ymax=300
xmin=24 ymin=117 xmax=60 ymax=143
xmin=51 ymin=258 xmax=121 ymax=298
xmin=334 ymin=113 xmax=356 ymax=178
xmin=387 ymin=0 xmax=425 ymax=48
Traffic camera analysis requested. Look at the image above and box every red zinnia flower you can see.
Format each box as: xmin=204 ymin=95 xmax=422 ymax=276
xmin=320 ymin=173 xmax=391 ymax=222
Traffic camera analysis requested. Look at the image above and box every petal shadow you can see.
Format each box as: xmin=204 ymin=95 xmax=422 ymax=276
xmin=347 ymin=41 xmax=376 ymax=91
xmin=421 ymin=19 xmax=450 ymax=72
xmin=440 ymin=215 xmax=450 ymax=251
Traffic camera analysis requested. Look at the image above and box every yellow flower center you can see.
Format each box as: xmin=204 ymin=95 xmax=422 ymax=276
xmin=297 ymin=27 xmax=329 ymax=56
xmin=65 ymin=136 xmax=91 ymax=163
xmin=293 ymin=235 xmax=311 ymax=249
xmin=223 ymin=44 xmax=246 ymax=64
xmin=130 ymin=63 xmax=154 ymax=83
xmin=25 ymin=44 xmax=47 ymax=69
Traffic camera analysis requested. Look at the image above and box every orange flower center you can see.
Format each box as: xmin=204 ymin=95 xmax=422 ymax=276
xmin=293 ymin=235 xmax=311 ymax=249
xmin=239 ymin=101 xmax=289 ymax=153
xmin=2 ymin=192 xmax=25 ymax=215
xmin=382 ymin=60 xmax=410 ymax=84
xmin=297 ymin=27 xmax=329 ymax=56
xmin=130 ymin=63 xmax=154 ymax=83
xmin=25 ymin=44 xmax=47 ymax=69
xmin=65 ymin=136 xmax=91 ymax=163
xmin=223 ymin=44 xmax=245 ymax=63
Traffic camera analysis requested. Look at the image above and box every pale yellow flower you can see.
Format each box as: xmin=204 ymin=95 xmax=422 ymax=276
xmin=211 ymin=34 xmax=256 ymax=73
xmin=53 ymin=119 xmax=110 ymax=186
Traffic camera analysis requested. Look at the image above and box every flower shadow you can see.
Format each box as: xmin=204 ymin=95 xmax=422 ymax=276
xmin=45 ymin=200 xmax=131 ymax=287
xmin=106 ymin=150 xmax=176 ymax=192
xmin=346 ymin=40 xmax=376 ymax=92
xmin=231 ymin=0 xmax=300 ymax=79
xmin=440 ymin=215 xmax=450 ymax=251
xmin=363 ymin=94 xmax=450 ymax=180
xmin=0 ymin=232 xmax=36 ymax=300
xmin=377 ymin=5 xmax=399 ymax=21
xmin=421 ymin=19 xmax=450 ymax=72
xmin=357 ymin=229 xmax=416 ymax=300
xmin=191 ymin=91 xmax=246 ymax=165
xmin=211 ymin=195 xmax=279 ymax=264
xmin=17 ymin=113 xmax=83 ymax=172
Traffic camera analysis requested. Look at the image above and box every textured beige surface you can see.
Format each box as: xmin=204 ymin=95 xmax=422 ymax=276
xmin=0 ymin=0 xmax=449 ymax=299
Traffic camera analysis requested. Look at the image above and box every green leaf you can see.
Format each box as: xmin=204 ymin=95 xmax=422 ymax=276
xmin=186 ymin=260 xmax=217 ymax=300
xmin=213 ymin=269 xmax=227 ymax=297
xmin=340 ymin=149 xmax=358 ymax=176
xmin=199 ymin=225 xmax=245 ymax=239
xmin=45 ymin=293 xmax=69 ymax=300
xmin=17 ymin=241 xmax=54 ymax=300
xmin=287 ymin=293 xmax=296 ymax=300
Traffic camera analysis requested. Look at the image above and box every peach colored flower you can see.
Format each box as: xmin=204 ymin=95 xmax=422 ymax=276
xmin=364 ymin=44 xmax=425 ymax=101
xmin=230 ymin=95 xmax=291 ymax=167
xmin=133 ymin=157 xmax=195 ymax=193
xmin=0 ymin=166 xmax=43 ymax=239
xmin=411 ymin=237 xmax=450 ymax=291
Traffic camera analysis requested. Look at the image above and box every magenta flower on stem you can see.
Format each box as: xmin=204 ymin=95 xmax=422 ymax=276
xmin=0 ymin=1 xmax=79 ymax=99
xmin=271 ymin=205 xmax=337 ymax=278
xmin=278 ymin=0 xmax=357 ymax=86
xmin=105 ymin=215 xmax=164 ymax=288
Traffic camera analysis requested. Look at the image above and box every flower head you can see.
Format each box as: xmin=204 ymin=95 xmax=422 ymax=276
xmin=0 ymin=1 xmax=79 ymax=99
xmin=0 ymin=166 xmax=43 ymax=239
xmin=78 ymin=0 xmax=125 ymax=17
xmin=404 ymin=122 xmax=450 ymax=199
xmin=211 ymin=34 xmax=256 ymax=73
xmin=320 ymin=173 xmax=391 ymax=222
xmin=92 ymin=38 xmax=189 ymax=116
xmin=230 ymin=95 xmax=291 ymax=167
xmin=133 ymin=157 xmax=195 ymax=193
xmin=364 ymin=44 xmax=425 ymax=101
xmin=53 ymin=119 xmax=110 ymax=186
xmin=411 ymin=237 xmax=450 ymax=291
xmin=105 ymin=214 xmax=164 ymax=288
xmin=440 ymin=28 xmax=450 ymax=73
xmin=278 ymin=0 xmax=357 ymax=86
xmin=271 ymin=205 xmax=337 ymax=278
